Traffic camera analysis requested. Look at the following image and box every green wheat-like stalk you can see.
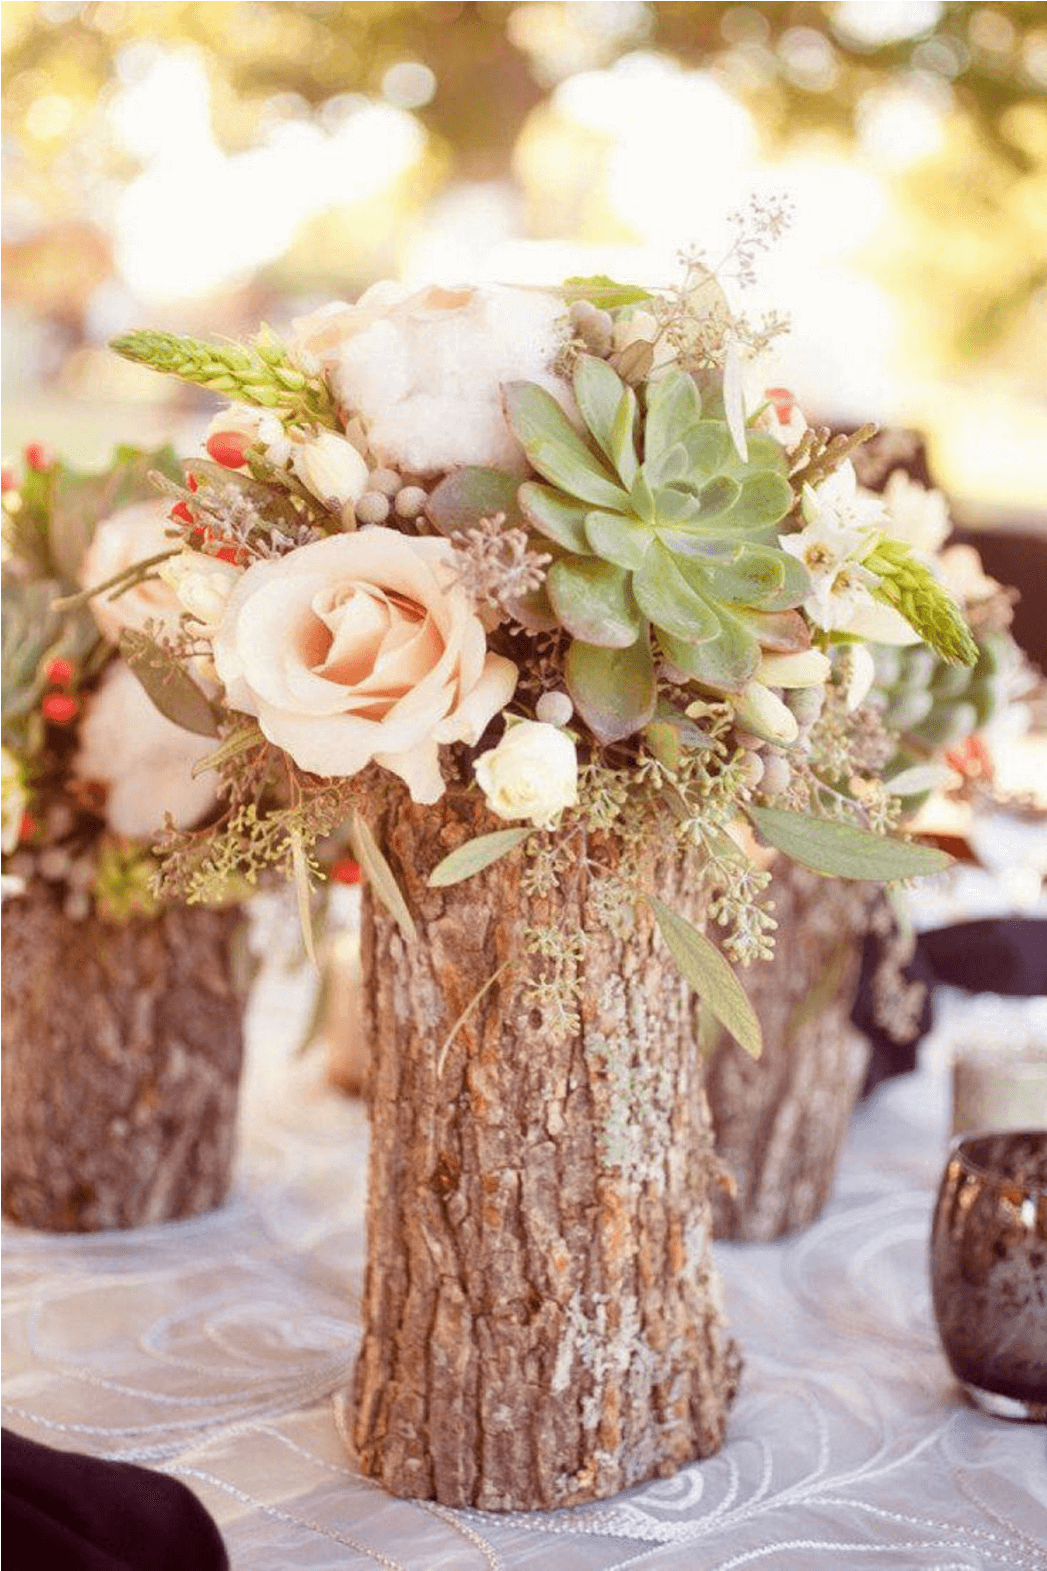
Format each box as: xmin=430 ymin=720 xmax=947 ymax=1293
xmin=863 ymin=537 xmax=978 ymax=666
xmin=110 ymin=329 xmax=339 ymax=430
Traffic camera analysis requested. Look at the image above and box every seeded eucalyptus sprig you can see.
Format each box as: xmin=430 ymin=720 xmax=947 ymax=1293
xmin=109 ymin=329 xmax=339 ymax=431
xmin=863 ymin=537 xmax=978 ymax=666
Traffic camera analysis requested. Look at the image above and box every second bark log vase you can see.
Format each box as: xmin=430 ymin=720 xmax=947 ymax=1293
xmin=1 ymin=886 xmax=246 ymax=1233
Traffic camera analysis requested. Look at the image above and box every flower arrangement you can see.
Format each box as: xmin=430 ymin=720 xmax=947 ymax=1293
xmin=66 ymin=251 xmax=1026 ymax=1056
xmin=1 ymin=446 xmax=235 ymax=920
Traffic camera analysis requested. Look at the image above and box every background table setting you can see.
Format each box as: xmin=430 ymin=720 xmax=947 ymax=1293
xmin=4 ymin=905 xmax=1046 ymax=1570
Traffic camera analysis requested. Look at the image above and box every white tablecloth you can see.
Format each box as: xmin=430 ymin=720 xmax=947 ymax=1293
xmin=4 ymin=956 xmax=1046 ymax=1570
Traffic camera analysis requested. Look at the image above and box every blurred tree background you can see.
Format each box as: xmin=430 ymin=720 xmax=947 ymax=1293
xmin=3 ymin=0 xmax=1045 ymax=516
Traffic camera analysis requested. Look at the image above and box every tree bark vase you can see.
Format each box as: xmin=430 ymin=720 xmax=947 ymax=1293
xmin=350 ymin=789 xmax=740 ymax=1511
xmin=2 ymin=883 xmax=245 ymax=1232
xmin=705 ymin=862 xmax=877 ymax=1242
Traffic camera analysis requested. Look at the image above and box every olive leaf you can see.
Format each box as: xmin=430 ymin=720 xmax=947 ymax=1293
xmin=745 ymin=803 xmax=954 ymax=881
xmin=647 ymin=895 xmax=762 ymax=1059
xmin=349 ymin=808 xmax=418 ymax=942
xmin=119 ymin=629 xmax=219 ymax=738
xmin=429 ymin=827 xmax=532 ymax=888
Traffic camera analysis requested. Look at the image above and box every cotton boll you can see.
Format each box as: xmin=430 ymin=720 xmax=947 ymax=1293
xmin=298 ymin=284 xmax=575 ymax=477
xmin=72 ymin=662 xmax=220 ymax=839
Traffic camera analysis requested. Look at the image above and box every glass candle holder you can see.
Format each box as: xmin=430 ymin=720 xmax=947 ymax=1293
xmin=930 ymin=1129 xmax=1047 ymax=1421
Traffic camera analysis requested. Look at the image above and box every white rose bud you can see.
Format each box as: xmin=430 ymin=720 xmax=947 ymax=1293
xmin=535 ymin=690 xmax=573 ymax=727
xmin=732 ymin=682 xmax=800 ymax=746
xmin=159 ymin=552 xmax=242 ymax=632
xmin=756 ymin=649 xmax=831 ymax=689
xmin=474 ymin=720 xmax=579 ymax=828
xmin=292 ymin=430 xmax=369 ymax=508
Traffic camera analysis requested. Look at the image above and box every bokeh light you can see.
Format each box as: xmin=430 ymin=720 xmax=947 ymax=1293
xmin=2 ymin=0 xmax=1045 ymax=520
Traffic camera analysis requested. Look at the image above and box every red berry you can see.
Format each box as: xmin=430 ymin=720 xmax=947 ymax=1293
xmin=24 ymin=442 xmax=51 ymax=471
xmin=170 ymin=501 xmax=195 ymax=527
xmin=206 ymin=431 xmax=250 ymax=469
xmin=45 ymin=657 xmax=75 ymax=688
xmin=766 ymin=387 xmax=795 ymax=422
xmin=19 ymin=812 xmax=37 ymax=842
xmin=332 ymin=857 xmax=362 ymax=886
xmin=214 ymin=544 xmax=242 ymax=565
xmin=1 ymin=467 xmax=16 ymax=494
xmin=187 ymin=472 xmax=199 ymax=492
xmin=42 ymin=693 xmax=79 ymax=725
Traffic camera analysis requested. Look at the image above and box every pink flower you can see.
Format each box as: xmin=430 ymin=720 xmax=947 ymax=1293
xmin=212 ymin=528 xmax=518 ymax=802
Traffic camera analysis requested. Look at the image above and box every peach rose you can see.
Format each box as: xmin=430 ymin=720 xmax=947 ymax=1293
xmin=292 ymin=282 xmax=574 ymax=477
xmin=212 ymin=528 xmax=518 ymax=802
xmin=80 ymin=499 xmax=182 ymax=643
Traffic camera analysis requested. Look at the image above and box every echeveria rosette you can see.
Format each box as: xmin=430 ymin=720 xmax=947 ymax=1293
xmin=502 ymin=356 xmax=810 ymax=743
xmin=872 ymin=631 xmax=1017 ymax=797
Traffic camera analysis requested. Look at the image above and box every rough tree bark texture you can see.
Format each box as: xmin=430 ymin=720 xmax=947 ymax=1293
xmin=351 ymin=788 xmax=740 ymax=1511
xmin=2 ymin=883 xmax=245 ymax=1232
xmin=704 ymin=862 xmax=877 ymax=1243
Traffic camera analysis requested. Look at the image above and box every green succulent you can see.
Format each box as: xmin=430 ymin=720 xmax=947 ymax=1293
xmin=873 ymin=631 xmax=1017 ymax=793
xmin=501 ymin=357 xmax=810 ymax=742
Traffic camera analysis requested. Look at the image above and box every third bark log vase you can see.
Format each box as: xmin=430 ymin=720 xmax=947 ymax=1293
xmin=87 ymin=262 xmax=1014 ymax=1508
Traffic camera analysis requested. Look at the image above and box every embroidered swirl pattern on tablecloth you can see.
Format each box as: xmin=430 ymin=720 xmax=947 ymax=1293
xmin=3 ymin=931 xmax=1046 ymax=1570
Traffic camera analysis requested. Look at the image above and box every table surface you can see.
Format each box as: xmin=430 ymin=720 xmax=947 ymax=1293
xmin=4 ymin=943 xmax=1047 ymax=1571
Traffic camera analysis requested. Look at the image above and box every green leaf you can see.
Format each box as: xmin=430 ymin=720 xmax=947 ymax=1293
xmin=191 ymin=723 xmax=265 ymax=777
xmin=633 ymin=543 xmax=719 ymax=643
xmin=518 ymin=481 xmax=590 ymax=552
xmin=609 ymin=386 xmax=640 ymax=488
xmin=648 ymin=896 xmax=762 ymax=1059
xmin=119 ymin=629 xmax=219 ymax=737
xmin=722 ymin=338 xmax=748 ymax=464
xmin=503 ymin=382 xmax=629 ymax=511
xmin=695 ymin=547 xmax=788 ymax=607
xmin=565 ymin=635 xmax=656 ymax=743
xmin=429 ymin=827 xmax=532 ymax=887
xmin=290 ymin=827 xmax=318 ymax=970
xmin=547 ymin=557 xmax=642 ymax=648
xmin=745 ymin=803 xmax=954 ymax=881
xmin=659 ymin=611 xmax=760 ymax=692
xmin=349 ymin=808 xmax=418 ymax=941
xmin=722 ymin=431 xmax=789 ymax=477
xmin=507 ymin=580 xmax=560 ymax=632
xmin=644 ymin=370 xmax=703 ymax=464
xmin=426 ymin=467 xmax=521 ymax=536
xmin=732 ymin=470 xmax=793 ymax=530
xmin=629 ymin=468 xmax=658 ymax=526
xmin=735 ymin=607 xmax=811 ymax=653
xmin=751 ymin=547 xmax=810 ymax=612
xmin=642 ymin=719 xmax=682 ymax=770
xmin=573 ymin=355 xmax=637 ymax=483
xmin=562 ymin=275 xmax=652 ymax=310
xmin=678 ymin=421 xmax=733 ymax=482
xmin=654 ymin=475 xmax=739 ymax=528
xmin=584 ymin=509 xmax=650 ymax=571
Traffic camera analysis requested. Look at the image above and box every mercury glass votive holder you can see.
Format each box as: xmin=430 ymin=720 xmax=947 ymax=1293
xmin=930 ymin=1129 xmax=1047 ymax=1421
